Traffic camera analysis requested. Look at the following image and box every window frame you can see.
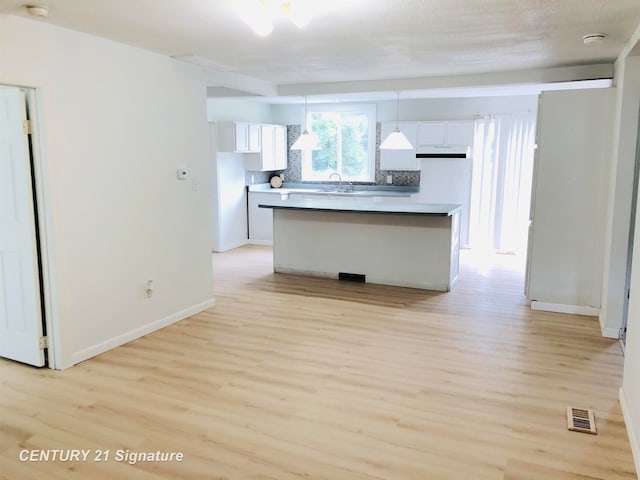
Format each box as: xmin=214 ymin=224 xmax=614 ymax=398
xmin=300 ymin=103 xmax=377 ymax=182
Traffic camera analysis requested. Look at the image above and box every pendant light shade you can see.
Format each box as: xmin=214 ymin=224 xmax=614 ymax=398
xmin=380 ymin=92 xmax=413 ymax=150
xmin=290 ymin=130 xmax=319 ymax=150
xmin=380 ymin=129 xmax=414 ymax=149
xmin=291 ymin=97 xmax=320 ymax=151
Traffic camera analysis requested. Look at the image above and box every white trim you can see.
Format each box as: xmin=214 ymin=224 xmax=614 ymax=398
xmin=619 ymin=387 xmax=640 ymax=477
xmin=274 ymin=266 xmax=452 ymax=291
xmin=530 ymin=301 xmax=600 ymax=316
xmin=70 ymin=299 xmax=215 ymax=367
xmin=600 ymin=327 xmax=622 ymax=339
xmin=214 ymin=239 xmax=249 ymax=252
xmin=1 ymin=79 xmax=62 ymax=369
xmin=27 ymin=87 xmax=60 ymax=369
xmin=248 ymin=239 xmax=273 ymax=246
xmin=599 ymin=312 xmax=622 ymax=338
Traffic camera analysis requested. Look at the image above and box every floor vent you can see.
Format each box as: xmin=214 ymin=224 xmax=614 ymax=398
xmin=338 ymin=272 xmax=366 ymax=283
xmin=566 ymin=407 xmax=597 ymax=434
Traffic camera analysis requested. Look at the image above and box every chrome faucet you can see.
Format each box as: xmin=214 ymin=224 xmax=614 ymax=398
xmin=329 ymin=172 xmax=343 ymax=192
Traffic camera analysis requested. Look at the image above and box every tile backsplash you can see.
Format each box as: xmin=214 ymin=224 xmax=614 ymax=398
xmin=246 ymin=124 xmax=420 ymax=186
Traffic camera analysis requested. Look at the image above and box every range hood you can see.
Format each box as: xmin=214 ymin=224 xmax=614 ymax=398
xmin=416 ymin=146 xmax=470 ymax=159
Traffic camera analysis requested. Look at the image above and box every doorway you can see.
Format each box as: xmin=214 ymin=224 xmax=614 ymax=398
xmin=468 ymin=113 xmax=537 ymax=257
xmin=0 ymin=85 xmax=50 ymax=367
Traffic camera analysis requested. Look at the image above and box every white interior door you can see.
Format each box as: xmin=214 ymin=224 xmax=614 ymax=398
xmin=0 ymin=86 xmax=45 ymax=366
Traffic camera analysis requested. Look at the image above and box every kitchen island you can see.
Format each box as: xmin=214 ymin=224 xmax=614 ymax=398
xmin=259 ymin=198 xmax=461 ymax=291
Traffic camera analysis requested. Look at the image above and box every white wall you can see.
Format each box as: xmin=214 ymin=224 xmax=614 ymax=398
xmin=617 ymin=20 xmax=640 ymax=477
xmin=616 ymin=18 xmax=640 ymax=473
xmin=601 ymin=55 xmax=640 ymax=338
xmin=623 ymin=190 xmax=640 ymax=478
xmin=206 ymin=98 xmax=274 ymax=123
xmin=0 ymin=15 xmax=214 ymax=368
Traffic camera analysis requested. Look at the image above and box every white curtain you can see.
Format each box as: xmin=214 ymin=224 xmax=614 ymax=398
xmin=469 ymin=114 xmax=536 ymax=254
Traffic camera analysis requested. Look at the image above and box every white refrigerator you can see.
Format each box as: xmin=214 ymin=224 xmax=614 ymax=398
xmin=417 ymin=157 xmax=473 ymax=248
xmin=210 ymin=123 xmax=248 ymax=252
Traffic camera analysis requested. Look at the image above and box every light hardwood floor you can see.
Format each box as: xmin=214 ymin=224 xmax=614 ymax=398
xmin=0 ymin=245 xmax=636 ymax=479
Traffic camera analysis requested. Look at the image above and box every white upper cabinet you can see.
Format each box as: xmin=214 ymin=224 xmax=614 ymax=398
xmin=246 ymin=124 xmax=288 ymax=172
xmin=217 ymin=122 xmax=261 ymax=153
xmin=235 ymin=122 xmax=261 ymax=152
xmin=217 ymin=122 xmax=287 ymax=171
xmin=418 ymin=121 xmax=474 ymax=146
xmin=379 ymin=122 xmax=419 ymax=171
xmin=259 ymin=124 xmax=277 ymax=171
xmin=273 ymin=124 xmax=287 ymax=170
xmin=417 ymin=122 xmax=446 ymax=145
xmin=446 ymin=121 xmax=475 ymax=145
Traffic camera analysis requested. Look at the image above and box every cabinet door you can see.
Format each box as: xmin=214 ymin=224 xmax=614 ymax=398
xmin=234 ymin=122 xmax=250 ymax=152
xmin=273 ymin=125 xmax=287 ymax=170
xmin=379 ymin=122 xmax=418 ymax=170
xmin=418 ymin=122 xmax=446 ymax=145
xmin=260 ymin=125 xmax=276 ymax=171
xmin=446 ymin=121 xmax=474 ymax=145
xmin=248 ymin=124 xmax=261 ymax=152
xmin=248 ymin=192 xmax=276 ymax=242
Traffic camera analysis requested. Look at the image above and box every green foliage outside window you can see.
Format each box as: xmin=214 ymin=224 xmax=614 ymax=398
xmin=305 ymin=110 xmax=371 ymax=181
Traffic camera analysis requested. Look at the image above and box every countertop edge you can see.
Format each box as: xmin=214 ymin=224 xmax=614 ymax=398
xmin=258 ymin=200 xmax=462 ymax=217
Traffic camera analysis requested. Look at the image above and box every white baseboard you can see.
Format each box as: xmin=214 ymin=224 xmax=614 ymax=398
xmin=598 ymin=311 xmax=622 ymax=339
xmin=620 ymin=387 xmax=640 ymax=477
xmin=70 ymin=298 xmax=215 ymax=367
xmin=213 ymin=239 xmax=248 ymax=252
xmin=530 ymin=301 xmax=600 ymax=317
xmin=247 ymin=239 xmax=273 ymax=246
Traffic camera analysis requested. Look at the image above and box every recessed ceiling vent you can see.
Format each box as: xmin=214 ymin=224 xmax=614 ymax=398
xmin=566 ymin=407 xmax=597 ymax=434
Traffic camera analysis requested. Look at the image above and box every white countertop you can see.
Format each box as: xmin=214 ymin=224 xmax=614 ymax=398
xmin=259 ymin=198 xmax=461 ymax=216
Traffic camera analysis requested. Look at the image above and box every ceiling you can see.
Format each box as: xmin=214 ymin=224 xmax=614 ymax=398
xmin=2 ymin=0 xmax=640 ymax=100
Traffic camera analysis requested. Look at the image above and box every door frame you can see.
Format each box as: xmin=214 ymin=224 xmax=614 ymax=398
xmin=2 ymin=83 xmax=59 ymax=369
xmin=621 ymin=105 xmax=640 ymax=347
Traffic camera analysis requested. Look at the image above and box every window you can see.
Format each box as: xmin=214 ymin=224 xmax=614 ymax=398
xmin=301 ymin=104 xmax=376 ymax=182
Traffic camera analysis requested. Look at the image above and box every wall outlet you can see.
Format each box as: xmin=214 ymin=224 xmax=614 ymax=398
xmin=386 ymin=175 xmax=393 ymax=184
xmin=250 ymin=175 xmax=255 ymax=184
xmin=280 ymin=173 xmax=285 ymax=181
xmin=192 ymin=177 xmax=199 ymax=191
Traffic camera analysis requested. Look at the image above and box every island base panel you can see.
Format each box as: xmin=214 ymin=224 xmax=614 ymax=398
xmin=272 ymin=209 xmax=459 ymax=291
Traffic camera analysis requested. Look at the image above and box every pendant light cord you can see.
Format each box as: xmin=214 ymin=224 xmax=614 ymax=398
xmin=303 ymin=96 xmax=308 ymax=133
xmin=395 ymin=91 xmax=400 ymax=129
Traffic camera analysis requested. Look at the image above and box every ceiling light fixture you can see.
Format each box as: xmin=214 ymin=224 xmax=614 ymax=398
xmin=237 ymin=0 xmax=311 ymax=37
xmin=290 ymin=96 xmax=319 ymax=151
xmin=380 ymin=92 xmax=413 ymax=150
xmin=25 ymin=5 xmax=49 ymax=17
xmin=583 ymin=33 xmax=606 ymax=46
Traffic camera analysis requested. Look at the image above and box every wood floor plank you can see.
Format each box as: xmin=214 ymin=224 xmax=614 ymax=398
xmin=0 ymin=245 xmax=636 ymax=479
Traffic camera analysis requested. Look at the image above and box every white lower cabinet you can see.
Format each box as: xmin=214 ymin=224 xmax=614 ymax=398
xmin=248 ymin=191 xmax=286 ymax=243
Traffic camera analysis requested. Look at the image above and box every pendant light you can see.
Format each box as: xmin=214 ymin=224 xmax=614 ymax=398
xmin=290 ymin=96 xmax=320 ymax=151
xmin=380 ymin=92 xmax=413 ymax=150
